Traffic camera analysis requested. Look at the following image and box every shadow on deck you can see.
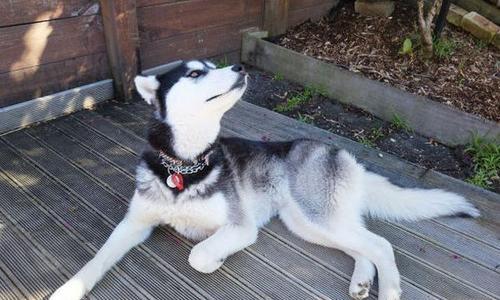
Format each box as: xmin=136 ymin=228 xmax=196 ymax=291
xmin=0 ymin=100 xmax=499 ymax=300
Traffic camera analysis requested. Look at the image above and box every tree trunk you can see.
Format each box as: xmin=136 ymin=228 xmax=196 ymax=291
xmin=417 ymin=0 xmax=443 ymax=58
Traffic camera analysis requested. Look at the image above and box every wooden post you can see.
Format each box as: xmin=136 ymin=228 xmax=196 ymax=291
xmin=263 ymin=0 xmax=289 ymax=37
xmin=100 ymin=0 xmax=139 ymax=101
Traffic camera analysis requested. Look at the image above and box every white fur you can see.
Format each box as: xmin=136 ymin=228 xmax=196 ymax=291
xmin=363 ymin=172 xmax=480 ymax=221
xmin=134 ymin=75 xmax=159 ymax=106
xmin=166 ymin=64 xmax=247 ymax=160
xmin=51 ymin=61 xmax=479 ymax=300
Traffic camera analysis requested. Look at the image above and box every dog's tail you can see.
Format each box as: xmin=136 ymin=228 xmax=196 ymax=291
xmin=363 ymin=171 xmax=480 ymax=221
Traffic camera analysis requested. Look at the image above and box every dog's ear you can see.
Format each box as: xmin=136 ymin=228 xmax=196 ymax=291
xmin=134 ymin=75 xmax=160 ymax=105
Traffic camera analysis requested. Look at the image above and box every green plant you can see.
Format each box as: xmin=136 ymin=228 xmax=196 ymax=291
xmin=275 ymin=94 xmax=308 ymax=113
xmin=274 ymin=86 xmax=323 ymax=113
xmin=475 ymin=39 xmax=488 ymax=49
xmin=433 ymin=38 xmax=456 ymax=59
xmin=308 ymin=85 xmax=328 ymax=97
xmin=358 ymin=136 xmax=374 ymax=148
xmin=465 ymin=136 xmax=500 ymax=189
xmin=357 ymin=127 xmax=385 ymax=148
xmin=370 ymin=127 xmax=385 ymax=141
xmin=297 ymin=113 xmax=314 ymax=124
xmin=391 ymin=114 xmax=412 ymax=133
xmin=273 ymin=72 xmax=284 ymax=81
xmin=215 ymin=56 xmax=230 ymax=68
xmin=399 ymin=38 xmax=414 ymax=56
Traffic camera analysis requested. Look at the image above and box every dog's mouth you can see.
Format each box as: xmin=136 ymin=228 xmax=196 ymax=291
xmin=206 ymin=74 xmax=248 ymax=102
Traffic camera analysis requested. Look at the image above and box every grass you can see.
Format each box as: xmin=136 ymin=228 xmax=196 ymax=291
xmin=370 ymin=127 xmax=385 ymax=141
xmin=215 ymin=56 xmax=230 ymax=68
xmin=475 ymin=39 xmax=488 ymax=49
xmin=358 ymin=136 xmax=375 ymax=148
xmin=391 ymin=114 xmax=412 ymax=133
xmin=297 ymin=113 xmax=314 ymax=124
xmin=273 ymin=72 xmax=284 ymax=81
xmin=274 ymin=86 xmax=326 ymax=113
xmin=357 ymin=127 xmax=385 ymax=148
xmin=433 ymin=38 xmax=456 ymax=59
xmin=465 ymin=136 xmax=500 ymax=189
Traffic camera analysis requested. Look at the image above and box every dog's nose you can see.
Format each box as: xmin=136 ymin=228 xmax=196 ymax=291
xmin=231 ymin=64 xmax=245 ymax=73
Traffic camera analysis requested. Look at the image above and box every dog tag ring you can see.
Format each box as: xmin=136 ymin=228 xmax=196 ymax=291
xmin=166 ymin=173 xmax=184 ymax=191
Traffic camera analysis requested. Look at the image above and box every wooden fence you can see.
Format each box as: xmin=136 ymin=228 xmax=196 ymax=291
xmin=0 ymin=0 xmax=335 ymax=107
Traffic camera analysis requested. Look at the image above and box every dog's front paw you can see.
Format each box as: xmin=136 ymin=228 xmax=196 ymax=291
xmin=50 ymin=278 xmax=87 ymax=300
xmin=189 ymin=245 xmax=224 ymax=273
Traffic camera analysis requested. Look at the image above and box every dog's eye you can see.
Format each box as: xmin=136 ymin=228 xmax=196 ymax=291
xmin=188 ymin=71 xmax=201 ymax=78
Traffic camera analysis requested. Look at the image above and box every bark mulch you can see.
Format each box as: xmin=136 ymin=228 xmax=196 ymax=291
xmin=276 ymin=2 xmax=500 ymax=122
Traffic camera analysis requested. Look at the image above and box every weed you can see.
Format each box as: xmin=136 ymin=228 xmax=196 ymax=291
xmin=215 ymin=56 xmax=230 ymax=68
xmin=391 ymin=114 xmax=412 ymax=133
xmin=370 ymin=127 xmax=385 ymax=141
xmin=356 ymin=127 xmax=385 ymax=148
xmin=274 ymin=86 xmax=324 ymax=112
xmin=275 ymin=94 xmax=308 ymax=113
xmin=465 ymin=136 xmax=500 ymax=189
xmin=399 ymin=38 xmax=414 ymax=56
xmin=358 ymin=136 xmax=374 ymax=148
xmin=475 ymin=39 xmax=488 ymax=49
xmin=273 ymin=72 xmax=284 ymax=81
xmin=297 ymin=113 xmax=314 ymax=124
xmin=433 ymin=38 xmax=456 ymax=59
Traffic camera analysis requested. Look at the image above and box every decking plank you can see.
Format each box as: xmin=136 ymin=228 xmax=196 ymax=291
xmin=92 ymin=103 xmax=495 ymax=299
xmin=0 ymin=265 xmax=25 ymax=300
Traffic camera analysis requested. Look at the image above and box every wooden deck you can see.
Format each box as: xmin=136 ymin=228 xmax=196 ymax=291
xmin=0 ymin=99 xmax=499 ymax=300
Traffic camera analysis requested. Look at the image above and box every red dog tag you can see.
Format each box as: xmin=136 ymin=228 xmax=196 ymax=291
xmin=168 ymin=173 xmax=184 ymax=191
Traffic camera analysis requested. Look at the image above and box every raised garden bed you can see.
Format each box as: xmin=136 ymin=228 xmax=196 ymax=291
xmin=277 ymin=2 xmax=500 ymax=122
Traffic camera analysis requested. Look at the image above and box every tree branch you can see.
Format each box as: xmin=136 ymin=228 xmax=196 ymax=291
xmin=426 ymin=0 xmax=443 ymax=28
xmin=417 ymin=0 xmax=427 ymax=33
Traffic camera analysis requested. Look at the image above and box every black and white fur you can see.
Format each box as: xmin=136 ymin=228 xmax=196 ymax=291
xmin=50 ymin=60 xmax=480 ymax=300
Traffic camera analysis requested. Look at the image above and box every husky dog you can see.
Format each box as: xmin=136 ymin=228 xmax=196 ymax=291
xmin=50 ymin=60 xmax=479 ymax=300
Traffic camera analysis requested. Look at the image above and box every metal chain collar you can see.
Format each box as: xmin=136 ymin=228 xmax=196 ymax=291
xmin=158 ymin=151 xmax=210 ymax=175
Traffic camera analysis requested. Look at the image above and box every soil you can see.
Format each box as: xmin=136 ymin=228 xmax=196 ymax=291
xmin=242 ymin=67 xmax=499 ymax=193
xmin=275 ymin=1 xmax=500 ymax=122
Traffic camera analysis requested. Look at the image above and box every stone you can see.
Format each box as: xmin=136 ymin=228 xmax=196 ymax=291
xmin=354 ymin=0 xmax=395 ymax=17
xmin=461 ymin=11 xmax=500 ymax=42
xmin=454 ymin=0 xmax=500 ymax=25
xmin=446 ymin=4 xmax=468 ymax=27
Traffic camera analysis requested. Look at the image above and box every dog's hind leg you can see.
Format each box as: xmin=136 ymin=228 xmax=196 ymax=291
xmin=50 ymin=194 xmax=158 ymax=300
xmin=279 ymin=206 xmax=400 ymax=300
xmin=349 ymin=254 xmax=376 ymax=299
xmin=334 ymin=227 xmax=401 ymax=300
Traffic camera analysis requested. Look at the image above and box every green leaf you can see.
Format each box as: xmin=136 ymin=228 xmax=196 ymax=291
xmin=399 ymin=38 xmax=413 ymax=55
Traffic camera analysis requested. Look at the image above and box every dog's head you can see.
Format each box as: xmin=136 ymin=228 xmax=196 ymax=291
xmin=134 ymin=60 xmax=248 ymax=122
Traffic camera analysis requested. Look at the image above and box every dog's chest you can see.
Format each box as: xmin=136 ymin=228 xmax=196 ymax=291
xmin=159 ymin=192 xmax=229 ymax=236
